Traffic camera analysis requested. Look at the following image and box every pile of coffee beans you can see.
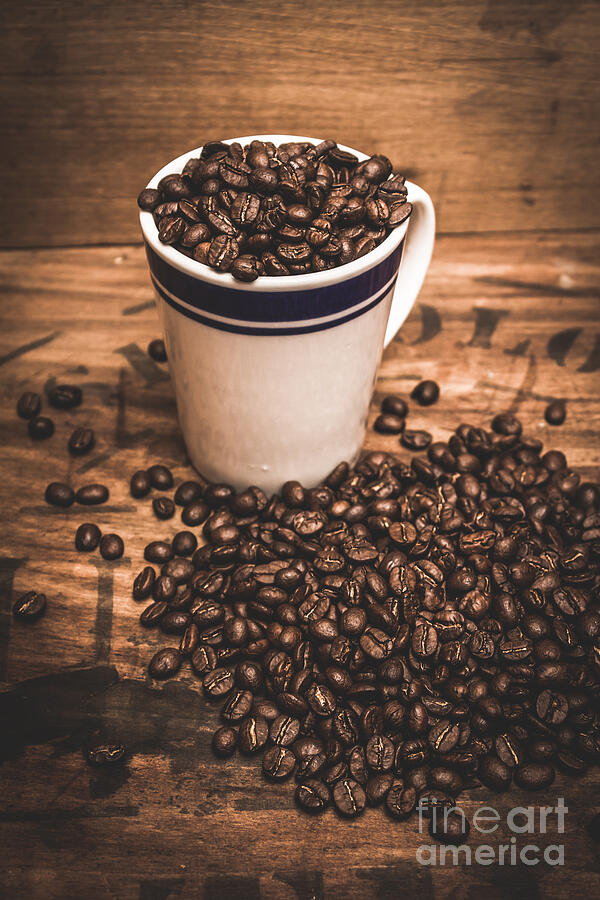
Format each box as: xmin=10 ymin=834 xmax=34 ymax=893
xmin=124 ymin=414 xmax=600 ymax=835
xmin=138 ymin=139 xmax=412 ymax=280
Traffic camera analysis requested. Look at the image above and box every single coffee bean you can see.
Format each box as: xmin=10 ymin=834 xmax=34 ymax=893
xmin=153 ymin=497 xmax=175 ymax=520
xmin=238 ymin=715 xmax=269 ymax=753
xmin=478 ymin=755 xmax=512 ymax=791
xmin=132 ymin=566 xmax=155 ymax=600
xmin=212 ymin=726 xmax=237 ymax=757
xmin=144 ymin=541 xmax=173 ymax=564
xmin=401 ymin=430 xmax=432 ymax=451
xmin=172 ymin=531 xmax=198 ymax=556
xmin=17 ymin=391 xmax=41 ymax=419
xmin=149 ymin=647 xmax=182 ymax=679
xmin=381 ymin=395 xmax=408 ymax=417
xmin=411 ymin=380 xmax=440 ymax=406
xmin=28 ymin=416 xmax=54 ymax=440
xmin=148 ymin=339 xmax=167 ymax=362
xmin=147 ymin=465 xmax=174 ymax=490
xmin=514 ymin=763 xmax=555 ymax=790
xmin=295 ymin=779 xmax=330 ymax=812
xmin=45 ymin=482 xmax=75 ymax=508
xmin=545 ymin=400 xmax=566 ymax=426
xmin=130 ymin=470 xmax=151 ymax=498
xmin=386 ymin=784 xmax=417 ymax=819
xmin=174 ymin=481 xmax=204 ymax=506
xmin=182 ymin=499 xmax=210 ymax=526
xmin=231 ymin=255 xmax=261 ymax=282
xmin=100 ymin=534 xmax=124 ymax=560
xmin=76 ymin=484 xmax=109 ymax=505
xmin=13 ymin=590 xmax=47 ymax=622
xmin=87 ymin=744 xmax=126 ymax=766
xmin=263 ymin=746 xmax=296 ymax=779
xmin=333 ymin=778 xmax=366 ymax=817
xmin=137 ymin=188 xmax=161 ymax=211
xmin=68 ymin=427 xmax=95 ymax=456
xmin=47 ymin=384 xmax=82 ymax=409
xmin=75 ymin=523 xmax=101 ymax=552
xmin=389 ymin=202 xmax=413 ymax=227
xmin=374 ymin=413 xmax=405 ymax=434
xmin=204 ymin=667 xmax=235 ymax=699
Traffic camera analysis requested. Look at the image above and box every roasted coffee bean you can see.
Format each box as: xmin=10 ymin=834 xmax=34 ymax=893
xmin=87 ymin=743 xmax=126 ymax=766
xmin=514 ymin=763 xmax=555 ymax=790
xmin=28 ymin=416 xmax=54 ymax=440
xmin=204 ymin=667 xmax=235 ymax=699
xmin=401 ymin=430 xmax=432 ymax=451
xmin=132 ymin=565 xmax=156 ymax=600
xmin=144 ymin=540 xmax=173 ymax=564
xmin=411 ymin=380 xmax=440 ymax=406
xmin=429 ymin=810 xmax=470 ymax=844
xmin=172 ymin=531 xmax=198 ymax=557
xmin=374 ymin=414 xmax=405 ymax=434
xmin=428 ymin=719 xmax=460 ymax=754
xmin=386 ymin=784 xmax=417 ymax=819
xmin=138 ymin=188 xmax=161 ymax=211
xmin=389 ymin=202 xmax=413 ymax=227
xmin=45 ymin=482 xmax=75 ymax=507
xmin=296 ymin=779 xmax=330 ymax=812
xmin=148 ymin=338 xmax=167 ymax=362
xmin=333 ymin=778 xmax=366 ymax=817
xmin=231 ymin=255 xmax=261 ymax=282
xmin=149 ymin=647 xmax=182 ymax=679
xmin=130 ymin=470 xmax=151 ymax=498
xmin=182 ymin=499 xmax=210 ymax=526
xmin=17 ymin=391 xmax=41 ymax=419
xmin=478 ymin=755 xmax=512 ymax=791
xmin=147 ymin=465 xmax=173 ymax=490
xmin=153 ymin=497 xmax=175 ymax=520
xmin=545 ymin=400 xmax=566 ymax=426
xmin=100 ymin=534 xmax=124 ymax=561
xmin=381 ymin=395 xmax=408 ymax=417
xmin=174 ymin=481 xmax=204 ymax=506
xmin=263 ymin=745 xmax=296 ymax=779
xmin=212 ymin=726 xmax=237 ymax=757
xmin=366 ymin=735 xmax=395 ymax=771
xmin=68 ymin=427 xmax=95 ymax=456
xmin=13 ymin=590 xmax=47 ymax=622
xmin=238 ymin=715 xmax=269 ymax=753
xmin=76 ymin=484 xmax=109 ymax=505
xmin=75 ymin=523 xmax=101 ymax=552
xmin=47 ymin=384 xmax=82 ymax=409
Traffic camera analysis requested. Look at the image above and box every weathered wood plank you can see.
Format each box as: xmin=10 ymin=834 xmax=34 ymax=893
xmin=0 ymin=232 xmax=599 ymax=898
xmin=1 ymin=0 xmax=599 ymax=247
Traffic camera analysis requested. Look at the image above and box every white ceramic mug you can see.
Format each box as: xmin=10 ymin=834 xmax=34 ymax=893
xmin=140 ymin=134 xmax=435 ymax=494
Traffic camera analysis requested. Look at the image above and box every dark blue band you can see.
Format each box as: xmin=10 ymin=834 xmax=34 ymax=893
xmin=152 ymin=274 xmax=398 ymax=336
xmin=144 ymin=240 xmax=404 ymax=323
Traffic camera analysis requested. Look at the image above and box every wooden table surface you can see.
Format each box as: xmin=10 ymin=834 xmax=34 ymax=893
xmin=1 ymin=231 xmax=599 ymax=899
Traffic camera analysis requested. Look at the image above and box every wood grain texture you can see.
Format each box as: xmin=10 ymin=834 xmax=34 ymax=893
xmin=1 ymin=0 xmax=599 ymax=248
xmin=0 ymin=232 xmax=600 ymax=898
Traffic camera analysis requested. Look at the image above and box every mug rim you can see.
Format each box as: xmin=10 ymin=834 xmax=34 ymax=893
xmin=139 ymin=133 xmax=412 ymax=293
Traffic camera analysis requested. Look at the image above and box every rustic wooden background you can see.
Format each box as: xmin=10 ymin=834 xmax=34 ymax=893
xmin=1 ymin=0 xmax=599 ymax=247
xmin=1 ymin=232 xmax=599 ymax=898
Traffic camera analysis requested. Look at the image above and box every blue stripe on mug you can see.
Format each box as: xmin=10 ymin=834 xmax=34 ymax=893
xmin=144 ymin=240 xmax=404 ymax=323
xmin=152 ymin=274 xmax=398 ymax=336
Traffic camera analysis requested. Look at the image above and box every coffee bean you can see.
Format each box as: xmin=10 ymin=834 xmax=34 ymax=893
xmin=87 ymin=744 xmax=126 ymax=766
xmin=144 ymin=540 xmax=173 ymax=564
xmin=148 ymin=339 xmax=167 ymax=362
xmin=76 ymin=484 xmax=109 ymax=505
xmin=411 ymin=380 xmax=440 ymax=406
xmin=545 ymin=400 xmax=566 ymax=426
xmin=147 ymin=465 xmax=173 ymax=490
xmin=428 ymin=719 xmax=460 ymax=754
xmin=174 ymin=481 xmax=204 ymax=506
xmin=374 ymin=413 xmax=405 ymax=434
xmin=130 ymin=470 xmax=151 ymax=498
xmin=75 ymin=523 xmax=101 ymax=552
xmin=100 ymin=534 xmax=124 ymax=560
xmin=296 ymin=779 xmax=330 ymax=812
xmin=182 ymin=500 xmax=210 ymax=527
xmin=13 ymin=590 xmax=47 ymax=621
xmin=68 ymin=427 xmax=95 ymax=455
xmin=28 ymin=416 xmax=54 ymax=440
xmin=153 ymin=497 xmax=175 ymax=520
xmin=333 ymin=778 xmax=366 ymax=817
xmin=231 ymin=255 xmax=261 ymax=282
xmin=172 ymin=531 xmax=198 ymax=557
xmin=238 ymin=715 xmax=269 ymax=753
xmin=478 ymin=755 xmax=512 ymax=791
xmin=366 ymin=735 xmax=395 ymax=771
xmin=45 ymin=482 xmax=75 ymax=507
xmin=401 ymin=430 xmax=432 ymax=451
xmin=514 ymin=763 xmax=555 ymax=790
xmin=389 ymin=202 xmax=413 ymax=227
xmin=263 ymin=746 xmax=296 ymax=779
xmin=204 ymin=667 xmax=235 ymax=699
xmin=386 ymin=784 xmax=417 ymax=819
xmin=47 ymin=384 xmax=82 ymax=409
xmin=17 ymin=391 xmax=41 ymax=419
xmin=149 ymin=647 xmax=182 ymax=679
xmin=212 ymin=726 xmax=237 ymax=757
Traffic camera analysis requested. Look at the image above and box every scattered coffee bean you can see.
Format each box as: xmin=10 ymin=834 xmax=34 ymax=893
xmin=28 ymin=416 xmax=54 ymax=440
xmin=132 ymin=565 xmax=155 ymax=599
xmin=149 ymin=647 xmax=182 ymax=679
xmin=212 ymin=726 xmax=237 ymax=757
xmin=263 ymin=746 xmax=296 ymax=779
xmin=130 ymin=470 xmax=151 ymax=498
xmin=295 ymin=780 xmax=330 ymax=812
xmin=514 ymin=763 xmax=555 ymax=791
xmin=68 ymin=427 xmax=95 ymax=456
xmin=100 ymin=534 xmax=124 ymax=561
xmin=148 ymin=339 xmax=167 ymax=362
xmin=87 ymin=744 xmax=126 ymax=766
xmin=76 ymin=483 xmax=109 ymax=505
xmin=381 ymin=395 xmax=408 ymax=418
xmin=12 ymin=590 xmax=47 ymax=622
xmin=174 ymin=481 xmax=204 ymax=506
xmin=401 ymin=430 xmax=432 ymax=451
xmin=153 ymin=497 xmax=175 ymax=520
xmin=148 ymin=464 xmax=174 ymax=490
xmin=17 ymin=391 xmax=41 ymax=420
xmin=75 ymin=523 xmax=101 ymax=552
xmin=182 ymin=499 xmax=210 ymax=526
xmin=374 ymin=413 xmax=405 ymax=434
xmin=333 ymin=778 xmax=366 ymax=817
xmin=45 ymin=482 xmax=75 ymax=508
xmin=411 ymin=380 xmax=440 ymax=406
xmin=172 ymin=531 xmax=198 ymax=556
xmin=545 ymin=400 xmax=566 ymax=426
xmin=47 ymin=384 xmax=82 ymax=410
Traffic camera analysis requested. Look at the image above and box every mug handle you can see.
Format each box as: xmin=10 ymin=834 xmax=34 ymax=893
xmin=384 ymin=183 xmax=436 ymax=348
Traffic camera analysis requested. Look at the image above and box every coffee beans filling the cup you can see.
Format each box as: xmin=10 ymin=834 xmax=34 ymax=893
xmin=138 ymin=139 xmax=412 ymax=280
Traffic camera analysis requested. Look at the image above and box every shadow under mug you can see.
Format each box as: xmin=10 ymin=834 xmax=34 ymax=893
xmin=140 ymin=134 xmax=435 ymax=494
